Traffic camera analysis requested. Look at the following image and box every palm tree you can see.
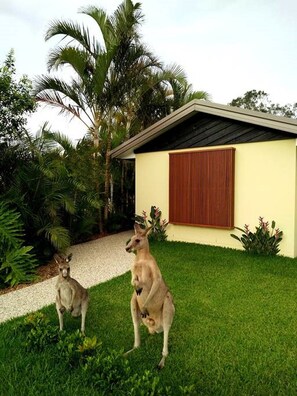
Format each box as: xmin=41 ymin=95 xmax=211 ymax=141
xmin=34 ymin=0 xmax=169 ymax=227
xmin=166 ymin=79 xmax=210 ymax=111
xmin=34 ymin=0 xmax=205 ymax=229
xmin=4 ymin=124 xmax=102 ymax=258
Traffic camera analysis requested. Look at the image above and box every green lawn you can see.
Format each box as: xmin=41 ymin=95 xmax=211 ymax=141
xmin=1 ymin=241 xmax=297 ymax=395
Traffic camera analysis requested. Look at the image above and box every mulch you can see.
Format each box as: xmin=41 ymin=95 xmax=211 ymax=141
xmin=0 ymin=258 xmax=58 ymax=296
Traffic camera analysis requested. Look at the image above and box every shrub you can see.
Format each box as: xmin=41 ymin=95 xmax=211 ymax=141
xmin=21 ymin=312 xmax=60 ymax=351
xmin=0 ymin=202 xmax=37 ymax=287
xmin=83 ymin=353 xmax=174 ymax=395
xmin=18 ymin=312 xmax=195 ymax=395
xmin=134 ymin=206 xmax=168 ymax=242
xmin=57 ymin=331 xmax=101 ymax=367
xmin=231 ymin=216 xmax=283 ymax=256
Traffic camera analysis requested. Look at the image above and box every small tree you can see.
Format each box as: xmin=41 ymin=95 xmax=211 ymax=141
xmin=229 ymin=90 xmax=297 ymax=119
xmin=0 ymin=50 xmax=36 ymax=143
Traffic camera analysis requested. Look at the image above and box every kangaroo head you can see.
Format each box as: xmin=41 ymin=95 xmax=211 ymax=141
xmin=126 ymin=224 xmax=151 ymax=253
xmin=54 ymin=253 xmax=73 ymax=278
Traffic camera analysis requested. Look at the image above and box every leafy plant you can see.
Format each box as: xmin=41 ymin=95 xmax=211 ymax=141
xmin=0 ymin=50 xmax=36 ymax=143
xmin=5 ymin=129 xmax=102 ymax=259
xmin=83 ymin=348 xmax=131 ymax=393
xmin=231 ymin=216 xmax=283 ymax=255
xmin=0 ymin=201 xmax=37 ymax=287
xmin=18 ymin=312 xmax=177 ymax=395
xmin=134 ymin=206 xmax=169 ymax=241
xmin=21 ymin=312 xmax=59 ymax=351
xmin=61 ymin=332 xmax=103 ymax=368
xmin=83 ymin=351 xmax=175 ymax=395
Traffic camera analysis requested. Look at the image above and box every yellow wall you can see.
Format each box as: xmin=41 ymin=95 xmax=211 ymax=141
xmin=135 ymin=139 xmax=297 ymax=257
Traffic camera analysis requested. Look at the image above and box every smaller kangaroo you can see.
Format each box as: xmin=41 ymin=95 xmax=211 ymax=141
xmin=125 ymin=224 xmax=175 ymax=369
xmin=54 ymin=253 xmax=89 ymax=334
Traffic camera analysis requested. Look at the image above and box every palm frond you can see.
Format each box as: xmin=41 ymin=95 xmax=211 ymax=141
xmin=1 ymin=246 xmax=37 ymax=286
xmin=34 ymin=76 xmax=89 ymax=123
xmin=162 ymin=63 xmax=188 ymax=84
xmin=0 ymin=202 xmax=24 ymax=250
xmin=187 ymin=90 xmax=211 ymax=101
xmin=79 ymin=6 xmax=113 ymax=49
xmin=38 ymin=224 xmax=70 ymax=251
xmin=42 ymin=129 xmax=75 ymax=155
xmin=45 ymin=20 xmax=94 ymax=56
xmin=92 ymin=50 xmax=116 ymax=98
xmin=112 ymin=0 xmax=144 ymax=40
xmin=47 ymin=46 xmax=93 ymax=78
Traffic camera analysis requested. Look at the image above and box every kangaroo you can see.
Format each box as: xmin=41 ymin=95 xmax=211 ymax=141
xmin=54 ymin=253 xmax=89 ymax=335
xmin=125 ymin=224 xmax=175 ymax=369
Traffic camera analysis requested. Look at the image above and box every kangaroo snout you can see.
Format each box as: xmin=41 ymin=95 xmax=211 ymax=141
xmin=126 ymin=241 xmax=133 ymax=253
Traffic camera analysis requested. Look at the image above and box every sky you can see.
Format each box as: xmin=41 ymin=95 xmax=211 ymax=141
xmin=0 ymin=0 xmax=296 ymax=141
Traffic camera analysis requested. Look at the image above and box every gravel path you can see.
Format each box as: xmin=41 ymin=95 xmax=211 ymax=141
xmin=0 ymin=230 xmax=133 ymax=324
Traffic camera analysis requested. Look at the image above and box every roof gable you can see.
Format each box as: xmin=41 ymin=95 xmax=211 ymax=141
xmin=135 ymin=113 xmax=294 ymax=153
xmin=111 ymin=100 xmax=297 ymax=159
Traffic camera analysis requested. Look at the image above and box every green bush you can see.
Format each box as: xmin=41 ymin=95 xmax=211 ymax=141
xmin=231 ymin=216 xmax=283 ymax=256
xmin=134 ymin=206 xmax=168 ymax=242
xmin=21 ymin=312 xmax=60 ymax=351
xmin=16 ymin=312 xmax=197 ymax=395
xmin=0 ymin=201 xmax=37 ymax=287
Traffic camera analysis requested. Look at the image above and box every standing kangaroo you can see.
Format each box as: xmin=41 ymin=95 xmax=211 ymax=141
xmin=55 ymin=253 xmax=89 ymax=335
xmin=125 ymin=224 xmax=175 ymax=369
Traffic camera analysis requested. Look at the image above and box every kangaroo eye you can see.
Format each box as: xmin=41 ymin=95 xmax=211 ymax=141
xmin=135 ymin=239 xmax=140 ymax=243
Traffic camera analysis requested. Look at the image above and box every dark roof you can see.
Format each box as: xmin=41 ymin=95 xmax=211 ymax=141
xmin=110 ymin=100 xmax=297 ymax=159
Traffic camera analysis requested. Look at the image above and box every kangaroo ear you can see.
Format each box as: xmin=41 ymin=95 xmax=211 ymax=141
xmin=67 ymin=253 xmax=73 ymax=262
xmin=134 ymin=223 xmax=142 ymax=234
xmin=145 ymin=226 xmax=152 ymax=236
xmin=54 ymin=254 xmax=61 ymax=264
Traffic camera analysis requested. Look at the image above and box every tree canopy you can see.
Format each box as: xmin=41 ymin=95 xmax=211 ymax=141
xmin=229 ymin=90 xmax=297 ymax=119
xmin=0 ymin=50 xmax=36 ymax=143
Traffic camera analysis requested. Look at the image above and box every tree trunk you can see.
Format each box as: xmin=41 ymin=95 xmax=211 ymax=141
xmin=104 ymin=116 xmax=112 ymax=223
xmin=92 ymin=123 xmax=104 ymax=234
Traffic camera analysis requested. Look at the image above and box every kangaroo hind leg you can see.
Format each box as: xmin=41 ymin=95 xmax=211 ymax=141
xmin=158 ymin=293 xmax=175 ymax=369
xmin=125 ymin=293 xmax=141 ymax=355
xmin=56 ymin=300 xmax=64 ymax=331
xmin=80 ymin=297 xmax=89 ymax=335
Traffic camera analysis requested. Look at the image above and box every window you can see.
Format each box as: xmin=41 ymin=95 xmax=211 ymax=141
xmin=169 ymin=148 xmax=235 ymax=229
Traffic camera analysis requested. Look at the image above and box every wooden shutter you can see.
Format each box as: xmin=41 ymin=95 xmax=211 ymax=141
xmin=169 ymin=148 xmax=235 ymax=229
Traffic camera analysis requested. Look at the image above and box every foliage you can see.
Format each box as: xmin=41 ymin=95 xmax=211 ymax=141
xmin=231 ymin=216 xmax=283 ymax=255
xmin=0 ymin=51 xmax=36 ymax=195
xmin=229 ymin=90 xmax=297 ymax=118
xmin=21 ymin=312 xmax=59 ymax=351
xmin=16 ymin=312 xmax=179 ymax=395
xmin=3 ymin=128 xmax=102 ymax=259
xmin=0 ymin=50 xmax=36 ymax=143
xmin=57 ymin=331 xmax=102 ymax=368
xmin=0 ymin=1 xmax=210 ymax=265
xmin=134 ymin=206 xmax=169 ymax=241
xmin=167 ymin=79 xmax=210 ymax=111
xmin=0 ymin=201 xmax=37 ymax=287
xmin=33 ymin=0 xmax=206 ymax=230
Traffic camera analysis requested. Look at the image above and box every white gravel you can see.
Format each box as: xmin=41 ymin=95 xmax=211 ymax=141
xmin=0 ymin=230 xmax=133 ymax=324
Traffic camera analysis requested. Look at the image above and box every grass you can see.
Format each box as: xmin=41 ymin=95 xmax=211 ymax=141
xmin=1 ymin=241 xmax=297 ymax=395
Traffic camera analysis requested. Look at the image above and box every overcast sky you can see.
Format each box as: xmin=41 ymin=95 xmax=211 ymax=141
xmin=0 ymin=0 xmax=296 ymax=141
